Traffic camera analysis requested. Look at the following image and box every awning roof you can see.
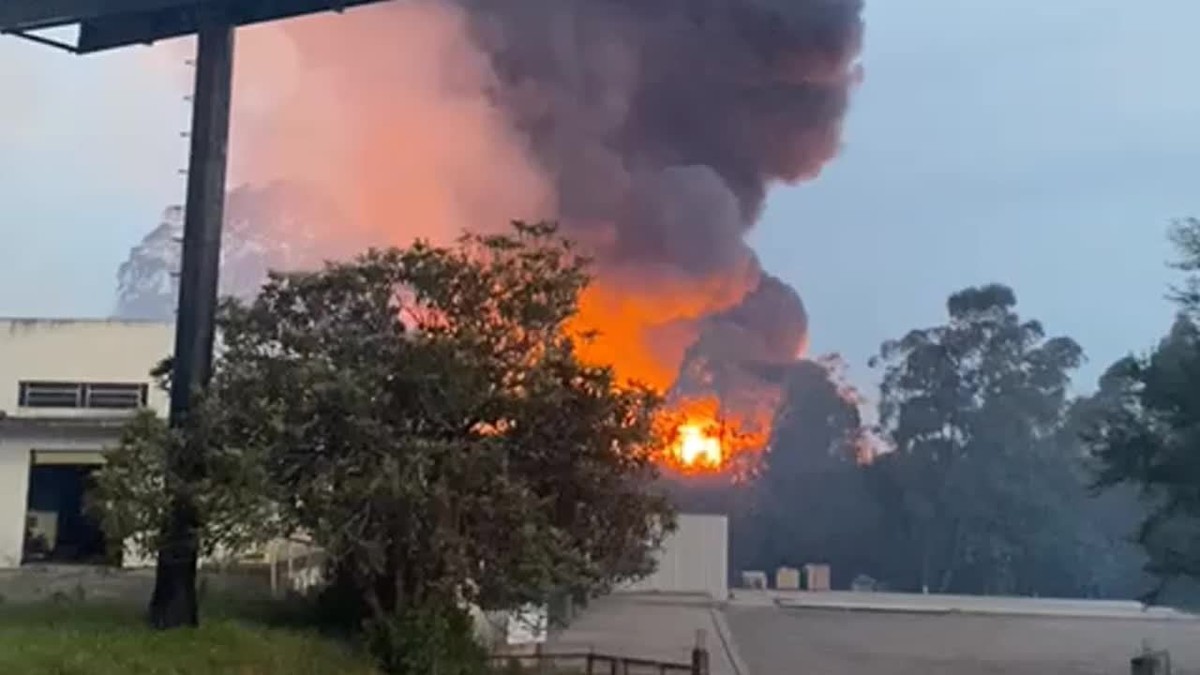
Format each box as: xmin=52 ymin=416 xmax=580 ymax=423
xmin=0 ymin=414 xmax=133 ymax=434
xmin=1 ymin=0 xmax=388 ymax=53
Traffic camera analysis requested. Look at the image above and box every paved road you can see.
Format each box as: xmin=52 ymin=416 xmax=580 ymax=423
xmin=549 ymin=594 xmax=743 ymax=675
xmin=725 ymin=603 xmax=1200 ymax=675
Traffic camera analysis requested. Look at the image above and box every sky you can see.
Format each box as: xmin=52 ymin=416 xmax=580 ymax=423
xmin=752 ymin=0 xmax=1199 ymax=391
xmin=0 ymin=30 xmax=190 ymax=317
xmin=1 ymin=0 xmax=1198 ymax=393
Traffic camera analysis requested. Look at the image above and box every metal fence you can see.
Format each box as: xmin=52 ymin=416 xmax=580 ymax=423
xmin=490 ymin=650 xmax=702 ymax=675
xmin=491 ymin=629 xmax=710 ymax=675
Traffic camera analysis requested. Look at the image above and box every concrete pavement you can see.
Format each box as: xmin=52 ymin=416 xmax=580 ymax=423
xmin=548 ymin=593 xmax=746 ymax=675
xmin=726 ymin=603 xmax=1200 ymax=674
xmin=553 ymin=590 xmax=1200 ymax=674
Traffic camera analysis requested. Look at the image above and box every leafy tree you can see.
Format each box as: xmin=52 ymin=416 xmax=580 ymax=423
xmin=1041 ymin=374 xmax=1148 ymax=599
xmin=95 ymin=222 xmax=675 ymax=671
xmin=869 ymin=284 xmax=1086 ymax=594
xmin=91 ymin=406 xmax=275 ymax=563
xmin=1086 ymin=218 xmax=1200 ymax=600
xmin=91 ymin=358 xmax=280 ymax=564
xmin=729 ymin=357 xmax=881 ymax=586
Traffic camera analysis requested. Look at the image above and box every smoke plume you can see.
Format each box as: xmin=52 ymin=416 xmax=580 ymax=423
xmin=227 ymin=0 xmax=864 ymax=407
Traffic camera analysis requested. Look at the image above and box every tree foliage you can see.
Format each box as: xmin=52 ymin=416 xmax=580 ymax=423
xmin=91 ymin=369 xmax=277 ymax=560
xmin=674 ymin=283 xmax=1143 ymax=600
xmin=95 ymin=222 xmax=675 ymax=670
xmin=1086 ymin=218 xmax=1200 ymax=599
xmin=868 ymin=284 xmax=1100 ymax=595
xmin=729 ymin=356 xmax=881 ymax=587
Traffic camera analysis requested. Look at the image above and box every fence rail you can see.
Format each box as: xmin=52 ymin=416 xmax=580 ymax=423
xmin=490 ymin=651 xmax=698 ymax=674
xmin=491 ymin=629 xmax=710 ymax=675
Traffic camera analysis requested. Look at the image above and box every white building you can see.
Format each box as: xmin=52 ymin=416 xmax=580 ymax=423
xmin=620 ymin=513 xmax=729 ymax=601
xmin=0 ymin=318 xmax=173 ymax=567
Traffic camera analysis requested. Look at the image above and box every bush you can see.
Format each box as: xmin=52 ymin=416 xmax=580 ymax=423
xmin=364 ymin=602 xmax=488 ymax=675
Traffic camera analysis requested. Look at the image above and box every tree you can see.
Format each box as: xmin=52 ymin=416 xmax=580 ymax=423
xmin=869 ymin=284 xmax=1086 ymax=594
xmin=1086 ymin=218 xmax=1200 ymax=600
xmin=95 ymin=222 xmax=675 ymax=670
xmin=730 ymin=356 xmax=881 ymax=587
xmin=1050 ymin=383 xmax=1148 ymax=599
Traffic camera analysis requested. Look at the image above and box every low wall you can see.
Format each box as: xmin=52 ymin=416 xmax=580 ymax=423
xmin=0 ymin=564 xmax=270 ymax=605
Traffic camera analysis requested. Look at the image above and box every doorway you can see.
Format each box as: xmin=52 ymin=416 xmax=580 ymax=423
xmin=23 ymin=458 xmax=110 ymax=565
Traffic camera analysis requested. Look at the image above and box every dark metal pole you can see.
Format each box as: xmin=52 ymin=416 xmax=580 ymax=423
xmin=149 ymin=3 xmax=234 ymax=629
xmin=691 ymin=629 xmax=709 ymax=675
xmin=1131 ymin=649 xmax=1172 ymax=675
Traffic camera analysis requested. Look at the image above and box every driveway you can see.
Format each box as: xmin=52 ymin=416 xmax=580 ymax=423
xmin=725 ymin=600 xmax=1200 ymax=674
xmin=549 ymin=593 xmax=744 ymax=675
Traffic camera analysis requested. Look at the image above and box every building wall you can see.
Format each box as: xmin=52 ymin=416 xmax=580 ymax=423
xmin=621 ymin=513 xmax=729 ymax=600
xmin=0 ymin=435 xmax=30 ymax=568
xmin=0 ymin=319 xmax=173 ymax=418
xmin=0 ymin=319 xmax=173 ymax=567
xmin=0 ymin=431 xmax=124 ymax=567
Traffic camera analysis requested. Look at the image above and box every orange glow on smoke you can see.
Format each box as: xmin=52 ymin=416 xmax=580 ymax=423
xmin=570 ymin=264 xmax=757 ymax=393
xmin=223 ymin=9 xmax=784 ymax=479
xmin=570 ymin=279 xmax=775 ymax=478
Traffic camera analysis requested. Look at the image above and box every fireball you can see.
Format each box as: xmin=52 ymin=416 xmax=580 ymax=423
xmin=659 ymin=398 xmax=769 ymax=478
xmin=676 ymin=422 xmax=722 ymax=468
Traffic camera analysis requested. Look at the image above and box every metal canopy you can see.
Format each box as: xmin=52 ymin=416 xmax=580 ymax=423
xmin=0 ymin=0 xmax=384 ymax=53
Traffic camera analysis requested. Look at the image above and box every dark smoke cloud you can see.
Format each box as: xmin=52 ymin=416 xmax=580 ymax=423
xmin=179 ymin=0 xmax=865 ymax=408
xmin=460 ymin=0 xmax=862 ymax=393
xmin=466 ymin=0 xmax=862 ymax=278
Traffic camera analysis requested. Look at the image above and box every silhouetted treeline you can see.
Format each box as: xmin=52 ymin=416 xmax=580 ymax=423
xmin=678 ymin=285 xmax=1151 ymax=600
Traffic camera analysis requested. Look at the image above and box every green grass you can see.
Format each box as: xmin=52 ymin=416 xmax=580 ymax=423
xmin=0 ymin=599 xmax=380 ymax=674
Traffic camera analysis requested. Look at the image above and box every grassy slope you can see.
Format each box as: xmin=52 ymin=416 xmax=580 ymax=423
xmin=0 ymin=601 xmax=379 ymax=675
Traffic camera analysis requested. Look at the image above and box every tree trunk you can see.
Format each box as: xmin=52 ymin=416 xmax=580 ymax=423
xmin=937 ymin=519 xmax=965 ymax=594
xmin=918 ymin=522 xmax=933 ymax=592
xmin=919 ymin=547 xmax=931 ymax=593
xmin=148 ymin=500 xmax=200 ymax=628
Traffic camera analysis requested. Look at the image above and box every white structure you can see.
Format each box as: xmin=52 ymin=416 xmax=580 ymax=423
xmin=622 ymin=513 xmax=728 ymax=601
xmin=0 ymin=318 xmax=172 ymax=567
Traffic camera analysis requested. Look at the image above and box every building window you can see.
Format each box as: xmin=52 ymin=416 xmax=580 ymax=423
xmin=83 ymin=383 xmax=148 ymax=409
xmin=18 ymin=382 xmax=82 ymax=408
xmin=18 ymin=382 xmax=148 ymax=410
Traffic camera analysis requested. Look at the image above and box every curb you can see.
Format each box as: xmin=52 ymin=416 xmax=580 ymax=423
xmin=709 ymin=605 xmax=750 ymax=675
xmin=772 ymin=599 xmax=1200 ymax=623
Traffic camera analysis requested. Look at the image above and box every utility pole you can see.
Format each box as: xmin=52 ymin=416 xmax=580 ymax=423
xmin=149 ymin=4 xmax=235 ymax=629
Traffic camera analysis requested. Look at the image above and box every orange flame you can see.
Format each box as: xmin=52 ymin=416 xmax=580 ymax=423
xmin=656 ymin=397 xmax=769 ymax=477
